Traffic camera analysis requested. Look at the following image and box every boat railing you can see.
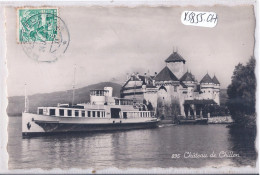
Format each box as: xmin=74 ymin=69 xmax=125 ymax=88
xmin=121 ymin=110 xmax=155 ymax=118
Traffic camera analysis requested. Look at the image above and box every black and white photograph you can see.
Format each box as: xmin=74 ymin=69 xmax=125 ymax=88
xmin=0 ymin=1 xmax=258 ymax=174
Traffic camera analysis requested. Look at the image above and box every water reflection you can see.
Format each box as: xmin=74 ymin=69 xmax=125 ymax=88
xmin=8 ymin=117 xmax=257 ymax=169
xmin=228 ymin=127 xmax=257 ymax=167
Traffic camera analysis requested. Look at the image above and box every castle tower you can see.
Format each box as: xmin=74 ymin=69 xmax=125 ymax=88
xmin=212 ymin=75 xmax=220 ymax=105
xmin=165 ymin=51 xmax=186 ymax=79
xmin=200 ymin=73 xmax=214 ymax=100
xmin=180 ymin=71 xmax=196 ymax=100
xmin=154 ymin=66 xmax=181 ymax=118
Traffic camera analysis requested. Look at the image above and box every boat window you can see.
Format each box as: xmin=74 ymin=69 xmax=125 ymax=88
xmin=59 ymin=109 xmax=64 ymax=116
xmin=92 ymin=111 xmax=96 ymax=117
xmin=50 ymin=109 xmax=56 ymax=116
xmin=68 ymin=110 xmax=72 ymax=116
xmin=75 ymin=110 xmax=79 ymax=117
xmin=88 ymin=111 xmax=91 ymax=117
xmin=97 ymin=111 xmax=100 ymax=117
xmin=110 ymin=108 xmax=121 ymax=119
xmin=82 ymin=111 xmax=85 ymax=117
xmin=123 ymin=112 xmax=127 ymax=119
xmin=39 ymin=109 xmax=43 ymax=115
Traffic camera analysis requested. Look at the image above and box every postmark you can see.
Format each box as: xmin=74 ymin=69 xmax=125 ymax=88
xmin=18 ymin=8 xmax=70 ymax=62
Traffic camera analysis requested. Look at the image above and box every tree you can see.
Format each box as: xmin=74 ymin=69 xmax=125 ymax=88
xmin=227 ymin=56 xmax=256 ymax=129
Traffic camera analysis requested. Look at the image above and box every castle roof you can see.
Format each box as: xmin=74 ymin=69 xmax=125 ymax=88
xmin=212 ymin=75 xmax=220 ymax=84
xmin=200 ymin=73 xmax=214 ymax=84
xmin=180 ymin=71 xmax=195 ymax=82
xmin=154 ymin=66 xmax=179 ymax=81
xmin=122 ymin=74 xmax=155 ymax=88
xmin=165 ymin=52 xmax=186 ymax=63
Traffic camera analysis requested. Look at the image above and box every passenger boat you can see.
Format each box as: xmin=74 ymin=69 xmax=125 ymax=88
xmin=22 ymin=87 xmax=159 ymax=137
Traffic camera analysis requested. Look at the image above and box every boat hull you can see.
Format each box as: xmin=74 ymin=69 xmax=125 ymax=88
xmin=22 ymin=113 xmax=159 ymax=137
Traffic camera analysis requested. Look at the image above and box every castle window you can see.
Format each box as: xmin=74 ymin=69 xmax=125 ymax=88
xmin=174 ymin=86 xmax=177 ymax=92
xmin=208 ymin=91 xmax=210 ymax=93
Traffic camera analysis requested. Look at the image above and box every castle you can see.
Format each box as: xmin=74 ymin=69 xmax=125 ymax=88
xmin=120 ymin=51 xmax=220 ymax=118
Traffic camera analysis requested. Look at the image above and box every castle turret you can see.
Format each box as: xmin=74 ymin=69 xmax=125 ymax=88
xmin=200 ymin=73 xmax=214 ymax=100
xmin=165 ymin=51 xmax=186 ymax=79
xmin=180 ymin=71 xmax=196 ymax=100
xmin=212 ymin=75 xmax=220 ymax=105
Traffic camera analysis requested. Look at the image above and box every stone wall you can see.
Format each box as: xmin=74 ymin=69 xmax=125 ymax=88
xmin=208 ymin=116 xmax=233 ymax=124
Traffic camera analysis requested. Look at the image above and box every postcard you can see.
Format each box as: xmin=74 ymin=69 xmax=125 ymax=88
xmin=0 ymin=1 xmax=258 ymax=174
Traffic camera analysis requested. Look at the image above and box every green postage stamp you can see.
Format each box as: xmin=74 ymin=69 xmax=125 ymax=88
xmin=18 ymin=8 xmax=58 ymax=43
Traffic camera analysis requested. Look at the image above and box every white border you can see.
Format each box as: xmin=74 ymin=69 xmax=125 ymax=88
xmin=0 ymin=0 xmax=258 ymax=174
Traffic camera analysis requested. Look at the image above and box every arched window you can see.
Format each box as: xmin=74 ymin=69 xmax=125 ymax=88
xmin=159 ymin=86 xmax=167 ymax=92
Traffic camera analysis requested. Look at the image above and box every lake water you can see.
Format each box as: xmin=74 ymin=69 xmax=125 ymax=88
xmin=8 ymin=117 xmax=256 ymax=170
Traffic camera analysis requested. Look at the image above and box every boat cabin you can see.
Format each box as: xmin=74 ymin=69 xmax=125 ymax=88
xmin=37 ymin=87 xmax=156 ymax=119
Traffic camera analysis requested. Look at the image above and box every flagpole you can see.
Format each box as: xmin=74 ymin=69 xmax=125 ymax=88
xmin=24 ymin=82 xmax=28 ymax=113
xmin=72 ymin=64 xmax=76 ymax=106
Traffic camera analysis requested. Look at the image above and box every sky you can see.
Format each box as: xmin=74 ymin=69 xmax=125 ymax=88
xmin=6 ymin=5 xmax=255 ymax=96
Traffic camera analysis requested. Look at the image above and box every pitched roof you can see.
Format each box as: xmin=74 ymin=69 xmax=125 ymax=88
xmin=154 ymin=66 xmax=179 ymax=81
xmin=165 ymin=52 xmax=186 ymax=63
xmin=180 ymin=71 xmax=195 ymax=81
xmin=122 ymin=74 xmax=155 ymax=88
xmin=212 ymin=75 xmax=220 ymax=84
xmin=200 ymin=73 xmax=214 ymax=84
